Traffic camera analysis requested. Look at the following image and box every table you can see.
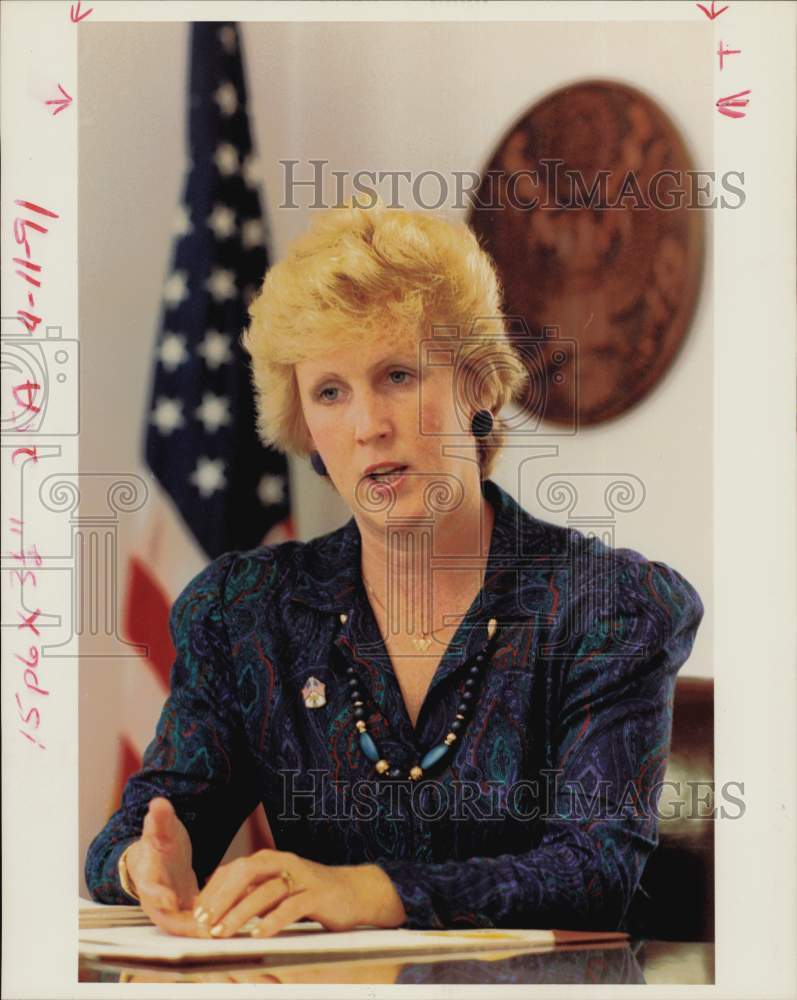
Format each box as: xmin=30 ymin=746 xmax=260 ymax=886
xmin=79 ymin=939 xmax=714 ymax=985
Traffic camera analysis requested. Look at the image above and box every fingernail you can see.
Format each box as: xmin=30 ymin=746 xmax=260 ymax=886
xmin=210 ymin=923 xmax=225 ymax=937
xmin=193 ymin=906 xmax=209 ymax=923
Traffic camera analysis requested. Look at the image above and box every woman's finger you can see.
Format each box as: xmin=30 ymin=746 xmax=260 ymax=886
xmin=136 ymin=878 xmax=178 ymax=913
xmin=206 ymin=874 xmax=295 ymax=938
xmin=193 ymin=852 xmax=296 ymax=931
xmin=147 ymin=906 xmax=203 ymax=937
xmin=249 ymin=891 xmax=311 ymax=939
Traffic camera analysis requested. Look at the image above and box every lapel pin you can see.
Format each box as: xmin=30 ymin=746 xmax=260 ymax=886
xmin=302 ymin=675 xmax=327 ymax=709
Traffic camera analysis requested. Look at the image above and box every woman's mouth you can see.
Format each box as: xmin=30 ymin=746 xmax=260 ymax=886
xmin=367 ymin=465 xmax=409 ymax=486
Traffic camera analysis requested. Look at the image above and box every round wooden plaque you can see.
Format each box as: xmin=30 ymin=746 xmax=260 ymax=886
xmin=469 ymin=80 xmax=704 ymax=426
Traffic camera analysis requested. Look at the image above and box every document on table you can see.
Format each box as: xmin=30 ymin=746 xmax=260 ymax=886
xmin=78 ymin=901 xmax=627 ymax=965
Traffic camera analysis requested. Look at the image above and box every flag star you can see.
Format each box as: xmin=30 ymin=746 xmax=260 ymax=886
xmin=195 ymin=392 xmax=231 ymax=433
xmin=207 ymin=204 xmax=237 ymax=240
xmin=257 ymin=474 xmax=286 ymax=507
xmin=241 ymin=218 xmax=265 ymax=249
xmin=150 ymin=397 xmax=185 ymax=435
xmin=190 ymin=457 xmax=226 ymax=498
xmin=163 ymin=270 xmax=189 ymax=307
xmin=214 ymin=142 xmax=239 ymax=176
xmin=197 ymin=330 xmax=233 ymax=369
xmin=205 ymin=268 xmax=236 ymax=301
xmin=214 ymin=81 xmax=238 ymax=116
xmin=158 ymin=333 xmax=189 ymax=372
xmin=173 ymin=204 xmax=193 ymax=238
xmin=218 ymin=25 xmax=237 ymax=53
xmin=242 ymin=155 xmax=261 ymax=187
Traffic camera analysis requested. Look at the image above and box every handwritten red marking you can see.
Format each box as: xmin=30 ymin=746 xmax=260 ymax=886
xmin=17 ymin=608 xmax=42 ymax=636
xmin=19 ymin=730 xmax=46 ymax=750
xmin=14 ymin=200 xmax=59 ymax=218
xmin=696 ymin=0 xmax=728 ymax=18
xmin=13 ymin=218 xmax=47 ymax=258
xmin=16 ymin=310 xmax=43 ymax=334
xmin=717 ymin=89 xmax=752 ymax=119
xmin=23 ymin=667 xmax=48 ymax=696
xmin=70 ymin=1 xmax=94 ymax=22
xmin=16 ymin=693 xmax=41 ymax=727
xmin=9 ymin=568 xmax=37 ymax=587
xmin=717 ymin=40 xmax=741 ymax=70
xmin=46 ymin=84 xmax=73 ymax=116
xmin=28 ymin=293 xmax=35 ymax=306
xmin=11 ymin=447 xmax=38 ymax=464
xmin=15 ymin=269 xmax=41 ymax=287
xmin=9 ymin=544 xmax=42 ymax=566
xmin=13 ymin=257 xmax=42 ymax=272
xmin=10 ymin=518 xmax=23 ymax=533
xmin=16 ymin=647 xmax=40 ymax=668
xmin=12 ymin=382 xmax=42 ymax=415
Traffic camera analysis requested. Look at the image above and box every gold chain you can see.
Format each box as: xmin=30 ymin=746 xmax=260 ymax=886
xmin=361 ymin=573 xmax=459 ymax=653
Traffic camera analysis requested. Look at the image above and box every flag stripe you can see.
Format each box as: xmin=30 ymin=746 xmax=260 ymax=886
xmin=123 ymin=557 xmax=175 ymax=691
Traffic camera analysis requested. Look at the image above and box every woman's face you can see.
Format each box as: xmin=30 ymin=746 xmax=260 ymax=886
xmin=295 ymin=336 xmax=481 ymax=523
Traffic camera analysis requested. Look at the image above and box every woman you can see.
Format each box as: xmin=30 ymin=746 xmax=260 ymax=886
xmin=85 ymin=203 xmax=703 ymax=938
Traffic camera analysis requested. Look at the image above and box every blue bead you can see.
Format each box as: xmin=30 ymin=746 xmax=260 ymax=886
xmin=420 ymin=743 xmax=451 ymax=769
xmin=359 ymin=731 xmax=380 ymax=762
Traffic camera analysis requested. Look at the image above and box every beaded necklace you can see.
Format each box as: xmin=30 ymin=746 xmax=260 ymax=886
xmin=335 ymin=610 xmax=500 ymax=781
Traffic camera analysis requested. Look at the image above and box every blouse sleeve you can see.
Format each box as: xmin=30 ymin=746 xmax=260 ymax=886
xmin=84 ymin=552 xmax=262 ymax=903
xmin=376 ymin=555 xmax=705 ymax=930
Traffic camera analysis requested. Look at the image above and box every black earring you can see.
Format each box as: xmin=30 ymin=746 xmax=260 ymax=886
xmin=471 ymin=409 xmax=494 ymax=439
xmin=310 ymin=451 xmax=328 ymax=477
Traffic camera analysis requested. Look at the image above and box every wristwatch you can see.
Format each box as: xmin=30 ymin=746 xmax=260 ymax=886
xmin=117 ymin=843 xmax=140 ymax=902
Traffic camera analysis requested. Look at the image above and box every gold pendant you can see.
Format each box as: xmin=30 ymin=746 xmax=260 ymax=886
xmin=412 ymin=635 xmax=432 ymax=653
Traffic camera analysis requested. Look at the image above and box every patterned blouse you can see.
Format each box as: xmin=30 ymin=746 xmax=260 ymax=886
xmin=85 ymin=478 xmax=703 ymax=930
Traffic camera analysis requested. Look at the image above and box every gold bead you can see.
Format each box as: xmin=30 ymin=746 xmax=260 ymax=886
xmin=375 ymin=759 xmax=390 ymax=774
xmin=487 ymin=617 xmax=497 ymax=639
xmin=409 ymin=766 xmax=423 ymax=781
xmin=455 ymin=713 xmax=465 ymax=720
xmin=339 ymin=613 xmax=348 ymax=624
xmin=444 ymin=732 xmax=457 ymax=745
xmin=355 ymin=720 xmax=367 ymax=733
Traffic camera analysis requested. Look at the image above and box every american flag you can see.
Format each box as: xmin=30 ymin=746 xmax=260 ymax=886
xmin=112 ymin=22 xmax=290 ymax=855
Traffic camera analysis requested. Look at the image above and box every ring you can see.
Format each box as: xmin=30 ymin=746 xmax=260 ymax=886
xmin=279 ymin=869 xmax=295 ymax=895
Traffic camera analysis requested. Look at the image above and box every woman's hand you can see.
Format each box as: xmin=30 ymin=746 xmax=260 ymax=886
xmin=125 ymin=797 xmax=201 ymax=936
xmin=191 ymin=850 xmax=406 ymax=939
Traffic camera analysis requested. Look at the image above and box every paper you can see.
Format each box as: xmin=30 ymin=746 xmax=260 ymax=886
xmin=78 ymin=921 xmax=626 ymax=965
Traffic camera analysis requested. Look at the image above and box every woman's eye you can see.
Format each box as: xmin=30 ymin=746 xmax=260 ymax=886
xmin=318 ymin=387 xmax=339 ymax=402
xmin=389 ymin=370 xmax=412 ymax=385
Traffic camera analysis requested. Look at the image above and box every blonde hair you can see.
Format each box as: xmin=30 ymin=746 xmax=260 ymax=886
xmin=242 ymin=202 xmax=529 ymax=479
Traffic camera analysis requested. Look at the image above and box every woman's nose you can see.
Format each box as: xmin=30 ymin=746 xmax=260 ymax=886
xmin=353 ymin=391 xmax=391 ymax=443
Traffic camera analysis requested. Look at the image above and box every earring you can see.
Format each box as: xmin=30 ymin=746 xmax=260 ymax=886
xmin=310 ymin=451 xmax=328 ymax=477
xmin=471 ymin=409 xmax=494 ymax=439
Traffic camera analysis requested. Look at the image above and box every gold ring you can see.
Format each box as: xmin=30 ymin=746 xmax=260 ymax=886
xmin=279 ymin=869 xmax=295 ymax=895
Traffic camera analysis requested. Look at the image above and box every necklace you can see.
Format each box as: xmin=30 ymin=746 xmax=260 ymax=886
xmin=335 ymin=610 xmax=500 ymax=781
xmin=362 ymin=573 xmax=463 ymax=653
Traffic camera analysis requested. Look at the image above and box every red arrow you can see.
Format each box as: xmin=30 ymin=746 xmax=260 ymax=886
xmin=696 ymin=1 xmax=728 ymax=18
xmin=716 ymin=89 xmax=751 ymax=119
xmin=70 ymin=1 xmax=94 ymax=22
xmin=45 ymin=84 xmax=73 ymax=116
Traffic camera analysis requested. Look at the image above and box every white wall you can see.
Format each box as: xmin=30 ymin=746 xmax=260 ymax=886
xmin=79 ymin=18 xmax=713 ymax=891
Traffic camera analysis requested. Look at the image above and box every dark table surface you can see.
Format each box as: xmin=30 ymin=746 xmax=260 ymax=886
xmin=79 ymin=938 xmax=714 ymax=985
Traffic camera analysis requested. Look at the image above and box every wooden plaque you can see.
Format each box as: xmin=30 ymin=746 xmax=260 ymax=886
xmin=469 ymin=80 xmax=704 ymax=426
